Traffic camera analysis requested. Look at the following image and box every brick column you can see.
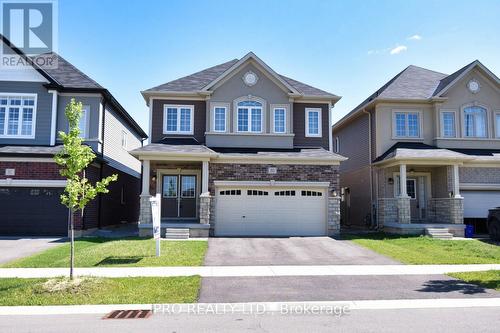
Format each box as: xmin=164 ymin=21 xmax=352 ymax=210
xmin=449 ymin=197 xmax=464 ymax=224
xmin=328 ymin=195 xmax=341 ymax=236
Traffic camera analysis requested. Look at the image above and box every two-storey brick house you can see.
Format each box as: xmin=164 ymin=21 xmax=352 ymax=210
xmin=132 ymin=52 xmax=345 ymax=237
xmin=0 ymin=35 xmax=147 ymax=236
xmin=333 ymin=60 xmax=500 ymax=236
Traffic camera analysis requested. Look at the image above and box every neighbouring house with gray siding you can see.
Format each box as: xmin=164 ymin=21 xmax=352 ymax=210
xmin=132 ymin=52 xmax=346 ymax=238
xmin=333 ymin=60 xmax=500 ymax=236
xmin=0 ymin=35 xmax=147 ymax=236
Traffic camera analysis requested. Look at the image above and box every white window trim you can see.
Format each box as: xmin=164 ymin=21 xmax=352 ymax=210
xmin=305 ymin=108 xmax=322 ymax=137
xmin=494 ymin=111 xmax=500 ymax=138
xmin=163 ymin=104 xmax=194 ymax=135
xmin=0 ymin=93 xmax=37 ymax=139
xmin=121 ymin=130 xmax=128 ymax=149
xmin=272 ymin=106 xmax=287 ymax=134
xmin=212 ymin=105 xmax=227 ymax=133
xmin=79 ymin=105 xmax=89 ymax=139
xmin=391 ymin=110 xmax=423 ymax=139
xmin=439 ymin=109 xmax=458 ymax=138
xmin=236 ymin=105 xmax=263 ymax=133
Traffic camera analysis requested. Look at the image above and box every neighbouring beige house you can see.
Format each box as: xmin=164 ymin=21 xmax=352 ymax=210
xmin=333 ymin=60 xmax=500 ymax=236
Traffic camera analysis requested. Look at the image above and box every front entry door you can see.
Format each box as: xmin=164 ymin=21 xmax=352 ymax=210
xmin=161 ymin=174 xmax=197 ymax=219
xmin=408 ymin=177 xmax=427 ymax=221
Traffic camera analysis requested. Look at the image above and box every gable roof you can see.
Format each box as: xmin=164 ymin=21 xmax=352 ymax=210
xmin=0 ymin=34 xmax=147 ymax=139
xmin=143 ymin=52 xmax=339 ymax=101
xmin=334 ymin=60 xmax=500 ymax=130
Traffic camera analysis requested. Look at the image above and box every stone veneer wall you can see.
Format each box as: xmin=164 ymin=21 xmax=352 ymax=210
xmin=208 ymin=163 xmax=340 ymax=236
xmin=377 ymin=197 xmax=411 ymax=227
xmin=428 ymin=198 xmax=464 ymax=224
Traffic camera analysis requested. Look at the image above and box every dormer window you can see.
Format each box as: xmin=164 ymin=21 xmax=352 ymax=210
xmin=237 ymin=100 xmax=262 ymax=133
xmin=464 ymin=106 xmax=487 ymax=138
xmin=163 ymin=105 xmax=194 ymax=134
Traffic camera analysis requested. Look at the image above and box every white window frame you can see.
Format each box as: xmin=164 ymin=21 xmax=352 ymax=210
xmin=334 ymin=137 xmax=340 ymax=153
xmin=462 ymin=105 xmax=488 ymax=138
xmin=163 ymin=104 xmax=194 ymax=135
xmin=439 ymin=110 xmax=457 ymax=138
xmin=272 ymin=107 xmax=287 ymax=134
xmin=305 ymin=107 xmax=322 ymax=137
xmin=495 ymin=111 xmax=500 ymax=138
xmin=0 ymin=93 xmax=37 ymax=139
xmin=237 ymin=103 xmax=263 ymax=133
xmin=78 ymin=105 xmax=89 ymax=139
xmin=121 ymin=130 xmax=128 ymax=149
xmin=392 ymin=110 xmax=423 ymax=139
xmin=212 ymin=106 xmax=227 ymax=133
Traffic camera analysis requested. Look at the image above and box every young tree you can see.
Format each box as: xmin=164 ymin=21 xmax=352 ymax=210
xmin=54 ymin=98 xmax=117 ymax=279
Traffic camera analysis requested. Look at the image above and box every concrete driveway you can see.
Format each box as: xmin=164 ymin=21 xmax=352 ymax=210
xmin=203 ymin=237 xmax=399 ymax=266
xmin=0 ymin=237 xmax=65 ymax=265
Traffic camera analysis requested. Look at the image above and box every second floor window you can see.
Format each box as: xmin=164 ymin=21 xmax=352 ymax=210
xmin=441 ymin=111 xmax=456 ymax=137
xmin=394 ymin=111 xmax=420 ymax=138
xmin=464 ymin=106 xmax=487 ymax=138
xmin=237 ymin=101 xmax=262 ymax=133
xmin=163 ymin=105 xmax=194 ymax=134
xmin=214 ymin=107 xmax=226 ymax=132
xmin=273 ymin=108 xmax=286 ymax=133
xmin=0 ymin=95 xmax=36 ymax=138
xmin=496 ymin=113 xmax=500 ymax=138
xmin=78 ymin=105 xmax=89 ymax=138
xmin=305 ymin=108 xmax=322 ymax=137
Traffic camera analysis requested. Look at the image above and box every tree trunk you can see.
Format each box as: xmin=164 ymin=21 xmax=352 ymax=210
xmin=69 ymin=209 xmax=74 ymax=280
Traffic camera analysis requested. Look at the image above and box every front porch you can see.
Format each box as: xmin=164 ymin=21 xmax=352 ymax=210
xmin=376 ymin=163 xmax=465 ymax=236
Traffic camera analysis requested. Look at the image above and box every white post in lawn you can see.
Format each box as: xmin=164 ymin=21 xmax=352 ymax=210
xmin=399 ymin=164 xmax=408 ymax=197
xmin=150 ymin=193 xmax=161 ymax=257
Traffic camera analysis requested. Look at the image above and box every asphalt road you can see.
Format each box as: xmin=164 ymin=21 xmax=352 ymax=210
xmin=1 ymin=307 xmax=499 ymax=332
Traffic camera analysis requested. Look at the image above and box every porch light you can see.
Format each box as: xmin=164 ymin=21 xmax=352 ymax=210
xmin=151 ymin=176 xmax=156 ymax=182
xmin=388 ymin=177 xmax=394 ymax=185
xmin=449 ymin=191 xmax=454 ymax=198
xmin=332 ymin=190 xmax=338 ymax=197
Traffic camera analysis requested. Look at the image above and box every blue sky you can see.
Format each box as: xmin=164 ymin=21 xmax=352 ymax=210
xmin=58 ymin=0 xmax=500 ymax=132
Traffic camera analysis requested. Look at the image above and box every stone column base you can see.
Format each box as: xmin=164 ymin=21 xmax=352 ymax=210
xmin=199 ymin=192 xmax=212 ymax=225
xmin=328 ymin=196 xmax=341 ymax=236
xmin=139 ymin=194 xmax=152 ymax=225
xmin=396 ymin=197 xmax=411 ymax=224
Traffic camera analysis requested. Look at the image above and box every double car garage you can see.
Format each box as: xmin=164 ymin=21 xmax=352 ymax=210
xmin=214 ymin=184 xmax=328 ymax=237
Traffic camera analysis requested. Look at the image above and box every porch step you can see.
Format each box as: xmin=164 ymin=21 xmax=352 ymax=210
xmin=164 ymin=228 xmax=190 ymax=240
xmin=425 ymin=228 xmax=453 ymax=240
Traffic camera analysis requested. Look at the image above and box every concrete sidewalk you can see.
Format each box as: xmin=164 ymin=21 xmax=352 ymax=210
xmin=0 ymin=264 xmax=499 ymax=278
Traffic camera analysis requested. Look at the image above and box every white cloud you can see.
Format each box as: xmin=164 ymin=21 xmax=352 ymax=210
xmin=408 ymin=34 xmax=422 ymax=41
xmin=390 ymin=45 xmax=408 ymax=55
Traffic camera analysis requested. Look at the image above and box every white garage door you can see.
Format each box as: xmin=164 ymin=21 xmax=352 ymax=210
xmin=215 ymin=186 xmax=327 ymax=236
xmin=462 ymin=191 xmax=500 ymax=218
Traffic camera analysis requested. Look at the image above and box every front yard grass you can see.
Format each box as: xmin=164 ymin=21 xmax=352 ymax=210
xmin=343 ymin=233 xmax=500 ymax=264
xmin=0 ymin=276 xmax=200 ymax=305
xmin=449 ymin=271 xmax=500 ymax=291
xmin=3 ymin=237 xmax=207 ymax=267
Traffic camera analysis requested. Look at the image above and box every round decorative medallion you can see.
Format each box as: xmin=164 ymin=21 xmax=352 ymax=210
xmin=243 ymin=71 xmax=258 ymax=86
xmin=467 ymin=79 xmax=480 ymax=94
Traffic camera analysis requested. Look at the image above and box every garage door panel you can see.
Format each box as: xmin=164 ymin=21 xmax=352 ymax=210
xmin=215 ymin=186 xmax=326 ymax=236
xmin=462 ymin=190 xmax=500 ymax=218
xmin=0 ymin=187 xmax=68 ymax=236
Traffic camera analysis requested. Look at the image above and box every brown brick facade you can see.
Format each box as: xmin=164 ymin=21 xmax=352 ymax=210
xmin=208 ymin=163 xmax=339 ymax=193
xmin=0 ymin=161 xmax=64 ymax=180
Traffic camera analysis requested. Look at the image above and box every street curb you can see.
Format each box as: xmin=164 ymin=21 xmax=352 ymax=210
xmin=0 ymin=298 xmax=499 ymax=315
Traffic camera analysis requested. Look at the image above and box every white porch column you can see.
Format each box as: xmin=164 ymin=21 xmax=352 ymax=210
xmin=141 ymin=159 xmax=150 ymax=196
xmin=399 ymin=164 xmax=408 ymax=197
xmin=453 ymin=164 xmax=461 ymax=198
xmin=202 ymin=160 xmax=209 ymax=194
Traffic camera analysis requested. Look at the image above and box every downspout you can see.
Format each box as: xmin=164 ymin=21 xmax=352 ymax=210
xmin=97 ymin=99 xmax=106 ymax=229
xmin=362 ymin=108 xmax=376 ymax=229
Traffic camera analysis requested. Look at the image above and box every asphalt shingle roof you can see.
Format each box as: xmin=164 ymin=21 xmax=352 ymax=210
xmin=0 ymin=145 xmax=63 ymax=156
xmin=144 ymin=57 xmax=335 ymax=97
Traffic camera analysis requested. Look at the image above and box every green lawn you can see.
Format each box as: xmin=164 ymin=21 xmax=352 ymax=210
xmin=3 ymin=237 xmax=207 ymax=267
xmin=449 ymin=271 xmax=500 ymax=291
xmin=0 ymin=276 xmax=200 ymax=305
xmin=344 ymin=233 xmax=500 ymax=264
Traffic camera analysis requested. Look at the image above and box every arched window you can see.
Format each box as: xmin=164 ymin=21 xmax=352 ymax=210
xmin=237 ymin=100 xmax=263 ymax=132
xmin=464 ymin=106 xmax=487 ymax=137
